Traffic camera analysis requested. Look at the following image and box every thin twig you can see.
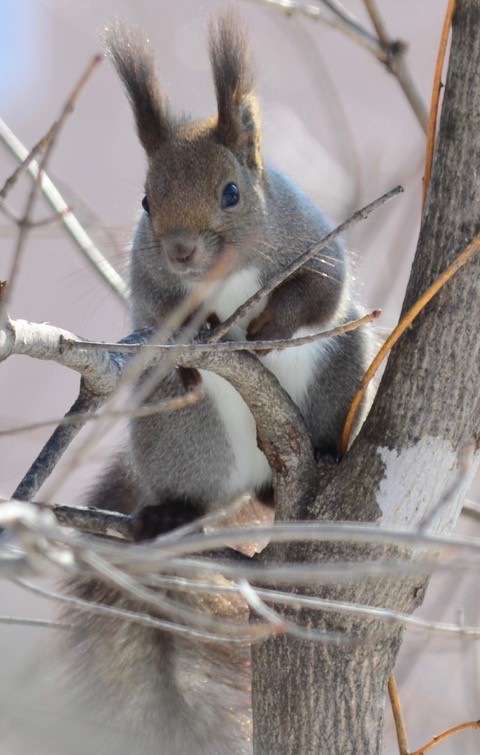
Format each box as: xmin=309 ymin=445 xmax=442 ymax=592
xmin=13 ymin=578 xmax=262 ymax=645
xmin=64 ymin=311 xmax=379 ymax=357
xmin=0 ymin=56 xmax=102 ymax=201
xmin=340 ymin=232 xmax=480 ymax=456
xmin=211 ymin=186 xmax=402 ymax=341
xmin=6 ymin=502 xmax=480 ymax=640
xmin=319 ymin=0 xmax=380 ymax=50
xmin=0 ymin=118 xmax=128 ymax=305
xmin=6 ymin=328 xmax=144 ymax=502
xmin=245 ymin=0 xmax=382 ymax=57
xmin=0 ymin=616 xmax=72 ymax=630
xmin=102 ymin=520 xmax=480 ymax=562
xmin=237 ymin=579 xmax=356 ymax=644
xmin=148 ymin=573 xmax=480 ymax=640
xmin=0 ymin=199 xmax=70 ymax=230
xmin=13 ymin=386 xmax=105 ymax=502
xmin=6 ymin=498 xmax=480 ymax=563
xmin=246 ymin=0 xmax=427 ymax=130
xmin=81 ymin=550 xmax=259 ymax=639
xmin=0 ymin=56 xmax=104 ymax=329
xmin=388 ymin=674 xmax=409 ymax=755
xmin=0 ymin=54 xmax=98 ymax=199
xmin=0 ymin=389 xmax=204 ymax=437
xmin=409 ymin=719 xmax=480 ymax=755
xmin=37 ymin=501 xmax=134 ymax=540
xmin=422 ymin=0 xmax=456 ymax=208
xmin=362 ymin=0 xmax=428 ymax=132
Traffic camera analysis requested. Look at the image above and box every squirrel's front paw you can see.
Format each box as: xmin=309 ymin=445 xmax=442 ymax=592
xmin=247 ymin=300 xmax=296 ymax=343
xmin=131 ymin=498 xmax=202 ymax=542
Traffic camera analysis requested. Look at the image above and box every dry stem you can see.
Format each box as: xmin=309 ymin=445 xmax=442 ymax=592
xmin=422 ymin=0 xmax=456 ymax=208
xmin=388 ymin=673 xmax=409 ymax=755
xmin=340 ymin=232 xmax=480 ymax=456
xmin=409 ymin=720 xmax=480 ymax=754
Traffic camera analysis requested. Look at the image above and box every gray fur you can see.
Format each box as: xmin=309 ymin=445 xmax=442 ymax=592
xmin=63 ymin=13 xmax=374 ymax=753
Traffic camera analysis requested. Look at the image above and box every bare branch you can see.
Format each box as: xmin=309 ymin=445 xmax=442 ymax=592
xmin=37 ymin=500 xmax=134 ymax=540
xmin=245 ymin=0 xmax=382 ymax=57
xmin=0 ymin=117 xmax=128 ymax=306
xmin=14 ymin=578 xmax=260 ymax=644
xmin=245 ymin=0 xmax=427 ymax=130
xmin=0 ymin=616 xmax=72 ymax=630
xmin=148 ymin=574 xmax=480 ymax=640
xmin=0 ymin=57 xmax=106 ymax=328
xmin=362 ymin=0 xmax=428 ymax=131
xmin=238 ymin=580 xmax=357 ymax=644
xmin=0 ymin=390 xmax=204 ymax=437
xmin=409 ymin=720 xmax=480 ymax=755
xmin=12 ymin=385 xmax=105 ymax=502
xmin=0 ymin=56 xmax=101 ymax=200
xmin=3 ymin=502 xmax=480 ymax=642
xmin=5 ymin=327 xmax=148 ymax=502
xmin=0 ymin=318 xmax=123 ymax=394
xmin=64 ymin=311 xmax=379 ymax=357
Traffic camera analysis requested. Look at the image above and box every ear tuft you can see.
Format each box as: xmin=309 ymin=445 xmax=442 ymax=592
xmin=209 ymin=13 xmax=262 ymax=170
xmin=103 ymin=22 xmax=171 ymax=155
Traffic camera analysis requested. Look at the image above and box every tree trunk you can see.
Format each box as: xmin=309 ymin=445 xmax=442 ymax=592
xmin=252 ymin=1 xmax=480 ymax=751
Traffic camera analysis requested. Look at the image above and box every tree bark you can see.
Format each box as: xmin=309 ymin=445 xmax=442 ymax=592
xmin=252 ymin=1 xmax=480 ymax=752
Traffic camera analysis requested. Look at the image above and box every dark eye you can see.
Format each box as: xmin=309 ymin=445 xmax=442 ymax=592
xmin=221 ymin=183 xmax=240 ymax=209
xmin=142 ymin=195 xmax=150 ymax=215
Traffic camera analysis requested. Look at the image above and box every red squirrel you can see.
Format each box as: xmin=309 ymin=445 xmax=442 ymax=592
xmin=62 ymin=13 xmax=373 ymax=753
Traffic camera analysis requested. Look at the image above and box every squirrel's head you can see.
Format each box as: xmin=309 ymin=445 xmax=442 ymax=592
xmin=105 ymin=15 xmax=266 ymax=283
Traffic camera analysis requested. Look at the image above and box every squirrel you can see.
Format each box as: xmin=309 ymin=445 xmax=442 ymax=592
xmin=61 ymin=13 xmax=374 ymax=754
xmin=110 ymin=11 xmax=372 ymax=517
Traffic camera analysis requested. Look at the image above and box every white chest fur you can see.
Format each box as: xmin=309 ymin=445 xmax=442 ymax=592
xmin=200 ymin=267 xmax=331 ymax=493
xmin=262 ymin=326 xmax=337 ymax=406
xmin=211 ymin=267 xmax=265 ymax=338
xmin=199 ymin=369 xmax=272 ymax=495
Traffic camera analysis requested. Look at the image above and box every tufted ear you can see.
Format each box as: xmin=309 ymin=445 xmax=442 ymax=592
xmin=104 ymin=22 xmax=172 ymax=155
xmin=209 ymin=14 xmax=262 ymax=171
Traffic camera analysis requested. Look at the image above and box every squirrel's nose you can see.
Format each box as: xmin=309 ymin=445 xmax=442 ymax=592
xmin=173 ymin=243 xmax=196 ymax=264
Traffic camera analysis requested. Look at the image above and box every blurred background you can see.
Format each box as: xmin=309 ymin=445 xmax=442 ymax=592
xmin=1 ymin=1 xmax=479 ymax=752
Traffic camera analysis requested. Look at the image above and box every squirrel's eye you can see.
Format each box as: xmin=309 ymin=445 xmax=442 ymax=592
xmin=221 ymin=183 xmax=240 ymax=209
xmin=142 ymin=195 xmax=150 ymax=215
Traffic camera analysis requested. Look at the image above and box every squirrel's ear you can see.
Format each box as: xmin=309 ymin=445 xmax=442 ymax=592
xmin=104 ymin=23 xmax=172 ymax=156
xmin=209 ymin=15 xmax=262 ymax=171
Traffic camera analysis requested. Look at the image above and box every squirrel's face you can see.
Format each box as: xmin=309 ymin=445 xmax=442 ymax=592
xmin=141 ymin=129 xmax=266 ymax=283
xmin=107 ymin=17 xmax=266 ymax=287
